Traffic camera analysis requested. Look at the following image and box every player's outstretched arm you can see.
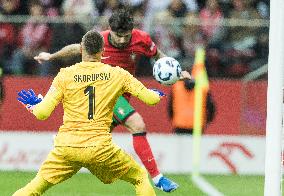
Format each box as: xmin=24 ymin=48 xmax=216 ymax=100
xmin=17 ymin=87 xmax=61 ymax=120
xmin=136 ymin=87 xmax=165 ymax=106
xmin=34 ymin=44 xmax=81 ymax=64
xmin=122 ymin=69 xmax=164 ymax=106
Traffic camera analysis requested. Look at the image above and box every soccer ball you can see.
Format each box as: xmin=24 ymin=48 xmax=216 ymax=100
xmin=153 ymin=57 xmax=182 ymax=86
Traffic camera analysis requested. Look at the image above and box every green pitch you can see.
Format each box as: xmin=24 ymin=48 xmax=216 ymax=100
xmin=0 ymin=171 xmax=271 ymax=196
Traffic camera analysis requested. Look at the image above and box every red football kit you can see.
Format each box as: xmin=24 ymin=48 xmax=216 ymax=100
xmin=101 ymin=29 xmax=161 ymax=178
xmin=101 ymin=29 xmax=157 ymax=76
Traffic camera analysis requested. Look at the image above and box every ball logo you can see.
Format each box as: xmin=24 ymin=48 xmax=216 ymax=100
xmin=158 ymin=71 xmax=172 ymax=81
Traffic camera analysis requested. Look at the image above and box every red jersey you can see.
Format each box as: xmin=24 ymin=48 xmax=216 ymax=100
xmin=101 ymin=29 xmax=157 ymax=75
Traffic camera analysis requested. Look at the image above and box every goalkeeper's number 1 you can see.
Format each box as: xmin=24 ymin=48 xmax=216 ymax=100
xmin=84 ymin=86 xmax=95 ymax=120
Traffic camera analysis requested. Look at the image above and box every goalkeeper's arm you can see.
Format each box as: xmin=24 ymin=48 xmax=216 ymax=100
xmin=32 ymin=89 xmax=61 ymax=120
xmin=122 ymin=69 xmax=162 ymax=106
xmin=34 ymin=44 xmax=81 ymax=63
xmin=136 ymin=87 xmax=161 ymax=106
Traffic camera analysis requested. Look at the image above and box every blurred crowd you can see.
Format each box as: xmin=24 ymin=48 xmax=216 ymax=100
xmin=0 ymin=0 xmax=269 ymax=78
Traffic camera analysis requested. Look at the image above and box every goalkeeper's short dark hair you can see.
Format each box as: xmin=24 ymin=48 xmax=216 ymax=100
xmin=109 ymin=7 xmax=134 ymax=33
xmin=82 ymin=30 xmax=104 ymax=55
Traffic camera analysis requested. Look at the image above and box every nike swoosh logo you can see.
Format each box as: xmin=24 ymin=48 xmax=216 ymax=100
xmin=102 ymin=56 xmax=111 ymax=60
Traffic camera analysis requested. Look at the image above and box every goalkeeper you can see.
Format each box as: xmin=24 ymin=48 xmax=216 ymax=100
xmin=13 ymin=30 xmax=165 ymax=196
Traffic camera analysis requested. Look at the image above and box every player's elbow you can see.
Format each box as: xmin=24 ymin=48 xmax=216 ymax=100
xmin=33 ymin=108 xmax=52 ymax=120
xmin=137 ymin=88 xmax=161 ymax=106
xmin=142 ymin=95 xmax=160 ymax=106
xmin=146 ymin=97 xmax=160 ymax=106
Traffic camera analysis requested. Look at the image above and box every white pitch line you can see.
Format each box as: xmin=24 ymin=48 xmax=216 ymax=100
xmin=191 ymin=175 xmax=225 ymax=196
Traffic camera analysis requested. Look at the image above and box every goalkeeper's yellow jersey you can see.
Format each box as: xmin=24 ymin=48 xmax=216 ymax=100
xmin=32 ymin=61 xmax=160 ymax=147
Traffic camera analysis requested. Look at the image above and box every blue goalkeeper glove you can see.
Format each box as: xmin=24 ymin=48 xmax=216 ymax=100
xmin=17 ymin=89 xmax=43 ymax=113
xmin=150 ymin=88 xmax=166 ymax=97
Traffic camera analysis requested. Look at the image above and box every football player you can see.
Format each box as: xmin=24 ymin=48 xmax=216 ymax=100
xmin=14 ymin=29 xmax=164 ymax=196
xmin=35 ymin=7 xmax=191 ymax=192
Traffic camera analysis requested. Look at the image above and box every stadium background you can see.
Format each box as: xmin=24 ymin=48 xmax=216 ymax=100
xmin=0 ymin=0 xmax=273 ymax=195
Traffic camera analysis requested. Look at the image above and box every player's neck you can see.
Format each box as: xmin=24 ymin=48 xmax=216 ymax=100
xmin=82 ymin=54 xmax=101 ymax=62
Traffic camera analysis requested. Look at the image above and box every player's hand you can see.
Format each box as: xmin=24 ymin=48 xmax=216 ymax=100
xmin=184 ymin=78 xmax=195 ymax=90
xmin=150 ymin=89 xmax=166 ymax=97
xmin=34 ymin=52 xmax=52 ymax=64
xmin=17 ymin=89 xmax=43 ymax=113
xmin=179 ymin=71 xmax=192 ymax=80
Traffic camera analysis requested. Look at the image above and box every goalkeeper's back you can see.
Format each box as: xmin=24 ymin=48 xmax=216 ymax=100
xmin=57 ymin=61 xmax=150 ymax=132
xmin=32 ymin=30 xmax=160 ymax=147
xmin=34 ymin=60 xmax=160 ymax=147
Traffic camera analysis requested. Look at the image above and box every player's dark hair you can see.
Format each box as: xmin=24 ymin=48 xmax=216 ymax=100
xmin=108 ymin=7 xmax=134 ymax=33
xmin=82 ymin=30 xmax=104 ymax=55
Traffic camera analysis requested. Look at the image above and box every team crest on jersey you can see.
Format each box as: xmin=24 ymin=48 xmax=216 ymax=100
xmin=118 ymin=108 xmax=125 ymax=115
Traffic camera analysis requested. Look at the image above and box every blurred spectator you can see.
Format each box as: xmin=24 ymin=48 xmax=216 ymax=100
xmin=93 ymin=0 xmax=126 ymax=31
xmin=129 ymin=0 xmax=148 ymax=29
xmin=150 ymin=0 xmax=188 ymax=62
xmin=0 ymin=23 xmax=16 ymax=74
xmin=94 ymin=0 xmax=106 ymax=16
xmin=183 ymin=13 xmax=205 ymax=68
xmin=223 ymin=0 xmax=260 ymax=77
xmin=168 ymin=0 xmax=188 ymax=17
xmin=0 ymin=0 xmax=21 ymax=74
xmin=199 ymin=0 xmax=226 ymax=77
xmin=146 ymin=0 xmax=197 ymax=15
xmin=61 ymin=0 xmax=97 ymax=29
xmin=249 ymin=28 xmax=268 ymax=71
xmin=0 ymin=0 xmax=22 ymax=15
xmin=52 ymin=0 xmax=64 ymax=9
xmin=199 ymin=0 xmax=224 ymax=45
xmin=62 ymin=0 xmax=96 ymax=17
xmin=130 ymin=0 xmax=148 ymax=16
xmin=49 ymin=2 xmax=86 ymax=74
xmin=50 ymin=20 xmax=86 ymax=54
xmin=143 ymin=0 xmax=197 ymax=31
xmin=255 ymin=0 xmax=269 ymax=19
xmin=10 ymin=0 xmax=52 ymax=75
xmin=228 ymin=0 xmax=260 ymax=50
xmin=40 ymin=0 xmax=60 ymax=17
xmin=95 ymin=0 xmax=125 ymax=17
